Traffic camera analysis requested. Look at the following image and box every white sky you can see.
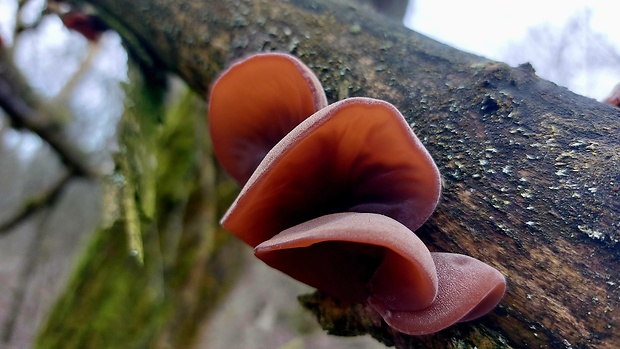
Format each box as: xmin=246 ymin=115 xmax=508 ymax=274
xmin=1 ymin=0 xmax=619 ymax=99
xmin=406 ymin=0 xmax=620 ymax=99
xmin=407 ymin=0 xmax=619 ymax=59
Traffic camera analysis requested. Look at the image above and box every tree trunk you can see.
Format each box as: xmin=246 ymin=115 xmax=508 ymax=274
xmin=57 ymin=0 xmax=620 ymax=348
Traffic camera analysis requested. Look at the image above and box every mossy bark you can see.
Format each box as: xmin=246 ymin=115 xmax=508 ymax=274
xmin=50 ymin=0 xmax=620 ymax=348
xmin=35 ymin=65 xmax=243 ymax=348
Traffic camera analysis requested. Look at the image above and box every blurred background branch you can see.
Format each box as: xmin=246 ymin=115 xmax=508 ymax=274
xmin=0 ymin=48 xmax=95 ymax=177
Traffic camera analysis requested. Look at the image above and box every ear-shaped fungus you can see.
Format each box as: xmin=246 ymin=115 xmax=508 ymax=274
xmin=369 ymin=253 xmax=506 ymax=335
xmin=209 ymin=55 xmax=506 ymax=335
xmin=255 ymin=212 xmax=506 ymax=336
xmin=255 ymin=212 xmax=439 ymax=310
xmin=62 ymin=11 xmax=108 ymax=42
xmin=221 ymin=97 xmax=441 ymax=247
xmin=603 ymin=82 xmax=620 ymax=107
xmin=208 ymin=52 xmax=328 ymax=184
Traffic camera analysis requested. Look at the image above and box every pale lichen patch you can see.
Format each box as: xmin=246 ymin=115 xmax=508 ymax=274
xmin=578 ymin=225 xmax=604 ymax=240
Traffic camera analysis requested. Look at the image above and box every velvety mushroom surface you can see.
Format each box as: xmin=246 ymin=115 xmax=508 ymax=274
xmin=368 ymin=252 xmax=506 ymax=335
xmin=222 ymin=97 xmax=441 ymax=247
xmin=209 ymin=53 xmax=506 ymax=337
xmin=254 ymin=212 xmax=438 ymax=308
xmin=208 ymin=52 xmax=327 ymax=184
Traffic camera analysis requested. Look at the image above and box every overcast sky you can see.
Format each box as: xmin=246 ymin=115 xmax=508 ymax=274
xmin=407 ymin=0 xmax=618 ymax=58
xmin=1 ymin=0 xmax=619 ymax=99
xmin=405 ymin=0 xmax=620 ymax=99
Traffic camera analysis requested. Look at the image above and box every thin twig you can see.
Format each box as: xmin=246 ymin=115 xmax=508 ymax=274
xmin=1 ymin=198 xmax=53 ymax=344
xmin=0 ymin=171 xmax=75 ymax=234
xmin=0 ymin=52 xmax=96 ymax=177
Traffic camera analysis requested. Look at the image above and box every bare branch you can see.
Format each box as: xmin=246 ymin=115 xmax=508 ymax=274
xmin=0 ymin=171 xmax=74 ymax=234
xmin=0 ymin=48 xmax=96 ymax=177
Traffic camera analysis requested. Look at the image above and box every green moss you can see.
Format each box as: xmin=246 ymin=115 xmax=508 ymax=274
xmin=37 ymin=220 xmax=168 ymax=349
xmin=35 ymin=63 xmax=243 ymax=348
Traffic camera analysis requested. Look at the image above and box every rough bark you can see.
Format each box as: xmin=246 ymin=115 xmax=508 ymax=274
xmin=62 ymin=0 xmax=619 ymax=348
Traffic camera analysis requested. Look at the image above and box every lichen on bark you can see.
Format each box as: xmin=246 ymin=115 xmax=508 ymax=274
xmin=50 ymin=0 xmax=620 ymax=347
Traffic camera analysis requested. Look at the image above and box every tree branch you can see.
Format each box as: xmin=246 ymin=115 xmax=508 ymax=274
xmin=0 ymin=171 xmax=74 ymax=234
xmin=62 ymin=0 xmax=620 ymax=347
xmin=0 ymin=48 xmax=96 ymax=177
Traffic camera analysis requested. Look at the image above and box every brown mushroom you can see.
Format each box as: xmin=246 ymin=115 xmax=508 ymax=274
xmin=255 ymin=212 xmax=438 ymax=309
xmin=208 ymin=52 xmax=327 ymax=184
xmin=603 ymin=82 xmax=620 ymax=108
xmin=255 ymin=213 xmax=506 ymax=335
xmin=221 ymin=97 xmax=441 ymax=247
xmin=61 ymin=11 xmax=108 ymax=42
xmin=209 ymin=56 xmax=505 ymax=336
xmin=369 ymin=252 xmax=506 ymax=335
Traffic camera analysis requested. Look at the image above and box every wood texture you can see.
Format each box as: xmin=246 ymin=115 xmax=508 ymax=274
xmin=67 ymin=0 xmax=620 ymax=347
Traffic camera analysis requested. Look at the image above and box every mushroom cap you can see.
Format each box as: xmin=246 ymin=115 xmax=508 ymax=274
xmin=368 ymin=252 xmax=507 ymax=335
xmin=208 ymin=52 xmax=327 ymax=184
xmin=603 ymin=82 xmax=620 ymax=107
xmin=61 ymin=11 xmax=108 ymax=42
xmin=254 ymin=212 xmax=438 ymax=309
xmin=222 ymin=97 xmax=441 ymax=247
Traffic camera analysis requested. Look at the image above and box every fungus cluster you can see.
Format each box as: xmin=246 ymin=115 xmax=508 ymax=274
xmin=208 ymin=52 xmax=506 ymax=335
